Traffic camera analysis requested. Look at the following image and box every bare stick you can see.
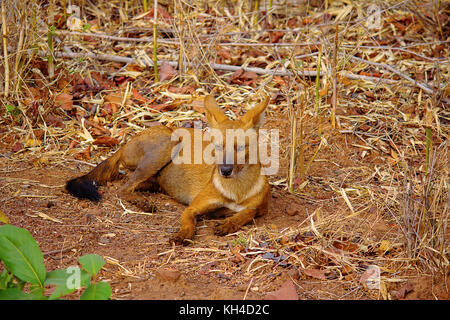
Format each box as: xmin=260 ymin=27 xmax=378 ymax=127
xmin=47 ymin=0 xmax=55 ymax=79
xmin=14 ymin=11 xmax=25 ymax=93
xmin=314 ymin=45 xmax=322 ymax=116
xmin=288 ymin=95 xmax=297 ymax=193
xmin=331 ymin=23 xmax=338 ymax=129
xmin=345 ymin=53 xmax=436 ymax=95
xmin=1 ymin=1 xmax=9 ymax=98
xmin=153 ymin=0 xmax=159 ymax=81
xmin=40 ymin=50 xmax=444 ymax=97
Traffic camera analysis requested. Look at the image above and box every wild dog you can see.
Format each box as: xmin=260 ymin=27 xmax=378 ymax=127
xmin=66 ymin=95 xmax=271 ymax=244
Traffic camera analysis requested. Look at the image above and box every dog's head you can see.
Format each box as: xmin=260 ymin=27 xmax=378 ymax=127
xmin=204 ymin=95 xmax=269 ymax=178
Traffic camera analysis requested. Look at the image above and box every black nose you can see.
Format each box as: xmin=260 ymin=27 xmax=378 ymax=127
xmin=219 ymin=165 xmax=233 ymax=177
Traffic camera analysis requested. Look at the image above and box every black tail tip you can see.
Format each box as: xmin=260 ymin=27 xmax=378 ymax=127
xmin=66 ymin=177 xmax=101 ymax=202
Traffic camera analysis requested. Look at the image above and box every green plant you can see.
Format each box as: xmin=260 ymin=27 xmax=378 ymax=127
xmin=0 ymin=224 xmax=111 ymax=300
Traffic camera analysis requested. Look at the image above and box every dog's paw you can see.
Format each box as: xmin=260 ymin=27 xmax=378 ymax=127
xmin=169 ymin=228 xmax=195 ymax=246
xmin=214 ymin=219 xmax=239 ymax=236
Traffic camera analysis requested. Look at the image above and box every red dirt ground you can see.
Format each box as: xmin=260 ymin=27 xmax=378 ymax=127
xmin=0 ymin=117 xmax=447 ymax=300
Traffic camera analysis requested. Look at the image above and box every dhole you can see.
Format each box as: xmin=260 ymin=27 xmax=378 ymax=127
xmin=66 ymin=95 xmax=270 ymax=244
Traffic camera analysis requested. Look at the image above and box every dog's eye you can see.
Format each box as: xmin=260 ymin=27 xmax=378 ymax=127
xmin=237 ymin=144 xmax=245 ymax=152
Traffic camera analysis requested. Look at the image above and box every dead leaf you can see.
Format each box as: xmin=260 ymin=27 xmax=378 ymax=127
xmin=303 ymin=268 xmax=326 ymax=280
xmin=337 ymin=75 xmax=352 ymax=86
xmin=217 ymin=49 xmax=232 ymax=61
xmin=265 ymin=280 xmax=298 ymax=300
xmin=69 ymin=140 xmax=79 ymax=149
xmin=159 ymin=61 xmax=177 ymax=82
xmin=332 ymin=240 xmax=358 ymax=252
xmin=279 ymin=236 xmax=289 ymax=245
xmin=45 ymin=114 xmax=65 ymax=128
xmin=269 ymin=31 xmax=284 ymax=43
xmin=231 ymin=68 xmax=258 ymax=85
xmin=378 ymin=240 xmax=391 ymax=255
xmin=25 ymin=138 xmax=42 ymax=148
xmin=55 ymin=93 xmax=74 ymax=111
xmin=0 ymin=209 xmax=9 ymax=224
xmin=11 ymin=142 xmax=23 ymax=153
xmin=74 ymin=146 xmax=91 ymax=161
xmin=93 ymin=136 xmax=120 ymax=147
xmin=156 ymin=268 xmax=181 ymax=282
xmin=131 ymin=88 xmax=149 ymax=104
xmin=360 ymin=71 xmax=383 ymax=78
xmin=145 ymin=6 xmax=173 ymax=22
xmin=341 ymin=265 xmax=354 ymax=276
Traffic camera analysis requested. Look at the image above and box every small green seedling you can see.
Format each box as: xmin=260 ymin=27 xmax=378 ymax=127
xmin=0 ymin=224 xmax=111 ymax=300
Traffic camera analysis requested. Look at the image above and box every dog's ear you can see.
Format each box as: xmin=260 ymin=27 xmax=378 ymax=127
xmin=204 ymin=95 xmax=228 ymax=127
xmin=242 ymin=95 xmax=270 ymax=129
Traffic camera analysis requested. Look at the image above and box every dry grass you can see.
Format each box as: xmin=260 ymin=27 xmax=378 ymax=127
xmin=0 ymin=0 xmax=448 ymax=299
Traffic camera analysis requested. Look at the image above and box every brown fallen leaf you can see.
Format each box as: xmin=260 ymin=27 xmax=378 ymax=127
xmin=69 ymin=140 xmax=79 ymax=149
xmin=159 ymin=61 xmax=177 ymax=82
xmin=269 ymin=30 xmax=284 ymax=43
xmin=332 ymin=240 xmax=358 ymax=252
xmin=145 ymin=5 xmax=173 ymax=22
xmin=93 ymin=136 xmax=120 ymax=147
xmin=230 ymin=68 xmax=258 ymax=85
xmin=131 ymin=88 xmax=149 ymax=104
xmin=217 ymin=49 xmax=232 ymax=61
xmin=45 ymin=114 xmax=65 ymax=128
xmin=265 ymin=280 xmax=298 ymax=300
xmin=303 ymin=268 xmax=326 ymax=280
xmin=11 ymin=142 xmax=23 ymax=153
xmin=156 ymin=268 xmax=181 ymax=282
xmin=74 ymin=146 xmax=91 ymax=161
xmin=55 ymin=93 xmax=74 ymax=111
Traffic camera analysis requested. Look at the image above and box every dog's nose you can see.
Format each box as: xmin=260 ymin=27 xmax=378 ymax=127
xmin=219 ymin=165 xmax=233 ymax=177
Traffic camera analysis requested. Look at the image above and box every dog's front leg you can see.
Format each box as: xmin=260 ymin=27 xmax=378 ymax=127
xmin=214 ymin=207 xmax=258 ymax=236
xmin=215 ymin=190 xmax=269 ymax=236
xmin=170 ymin=191 xmax=223 ymax=245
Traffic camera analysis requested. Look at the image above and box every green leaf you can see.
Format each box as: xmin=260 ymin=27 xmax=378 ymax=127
xmin=0 ymin=270 xmax=13 ymax=290
xmin=80 ymin=282 xmax=111 ymax=300
xmin=0 ymin=225 xmax=46 ymax=289
xmin=0 ymin=288 xmax=46 ymax=300
xmin=45 ymin=267 xmax=91 ymax=300
xmin=78 ymin=254 xmax=105 ymax=277
xmin=0 ymin=288 xmax=30 ymax=300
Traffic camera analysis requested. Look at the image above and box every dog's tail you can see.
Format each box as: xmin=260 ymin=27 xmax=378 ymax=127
xmin=66 ymin=149 xmax=123 ymax=201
